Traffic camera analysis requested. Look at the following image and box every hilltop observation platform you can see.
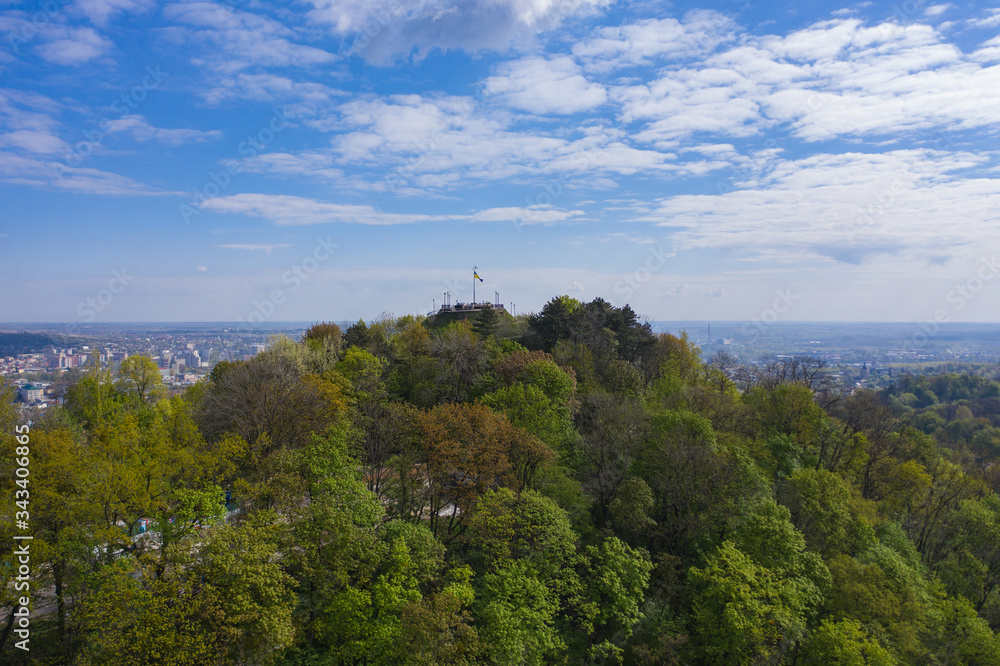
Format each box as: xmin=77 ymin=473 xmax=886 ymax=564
xmin=430 ymin=301 xmax=509 ymax=316
xmin=426 ymin=300 xmax=513 ymax=327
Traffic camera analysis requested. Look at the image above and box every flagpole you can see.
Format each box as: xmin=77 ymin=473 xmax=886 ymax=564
xmin=473 ymin=265 xmax=476 ymax=304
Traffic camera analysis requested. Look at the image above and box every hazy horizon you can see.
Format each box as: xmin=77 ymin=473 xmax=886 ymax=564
xmin=7 ymin=319 xmax=1000 ymax=329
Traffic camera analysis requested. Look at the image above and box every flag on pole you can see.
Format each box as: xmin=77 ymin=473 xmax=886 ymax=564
xmin=474 ymin=270 xmax=483 ymax=282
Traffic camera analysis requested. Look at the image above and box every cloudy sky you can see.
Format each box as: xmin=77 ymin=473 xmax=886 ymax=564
xmin=2 ymin=0 xmax=1000 ymax=324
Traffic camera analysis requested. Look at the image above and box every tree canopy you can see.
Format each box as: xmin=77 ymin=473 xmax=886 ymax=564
xmin=4 ymin=300 xmax=1000 ymax=665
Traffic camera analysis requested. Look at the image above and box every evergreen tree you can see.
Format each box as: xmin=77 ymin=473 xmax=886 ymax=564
xmin=472 ymin=304 xmax=500 ymax=339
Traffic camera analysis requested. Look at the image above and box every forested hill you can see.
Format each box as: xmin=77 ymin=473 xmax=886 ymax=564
xmin=3 ymin=297 xmax=1000 ymax=664
xmin=0 ymin=331 xmax=58 ymax=356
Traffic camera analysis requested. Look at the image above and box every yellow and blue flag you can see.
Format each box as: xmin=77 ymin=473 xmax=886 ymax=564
xmin=474 ymin=270 xmax=483 ymax=282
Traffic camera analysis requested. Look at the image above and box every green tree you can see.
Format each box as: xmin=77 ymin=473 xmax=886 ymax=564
xmin=577 ymin=536 xmax=653 ymax=662
xmin=472 ymin=303 xmax=501 ymax=339
xmin=466 ymin=488 xmax=578 ymax=577
xmin=575 ymin=392 xmax=649 ymax=526
xmin=76 ymin=512 xmax=296 ymax=665
xmin=476 ymin=560 xmax=565 ymax=665
xmin=729 ymin=498 xmax=830 ymax=604
xmin=303 ymin=321 xmax=342 ymax=348
xmin=688 ymin=542 xmax=814 ymax=665
xmin=418 ymin=404 xmax=554 ymax=541
xmin=481 ymin=383 xmax=574 ymax=451
xmin=299 ymin=322 xmax=343 ymax=373
xmin=431 ymin=323 xmax=488 ymax=403
xmin=191 ymin=512 xmax=298 ymax=663
xmin=392 ymin=566 xmax=480 ymax=665
xmin=75 ymin=557 xmax=219 ymax=666
xmin=528 ymin=295 xmax=582 ymax=352
xmin=117 ymin=354 xmax=166 ymax=404
xmin=65 ymin=353 xmax=119 ymax=428
xmin=637 ymin=409 xmax=757 ymax=559
xmin=924 ymin=595 xmax=1000 ymax=665
xmin=273 ymin=425 xmax=386 ymax=657
xmin=936 ymin=495 xmax=1000 ymax=626
xmin=344 ymin=319 xmax=375 ymax=351
xmin=799 ymin=618 xmax=896 ymax=665
xmin=780 ymin=467 xmax=856 ymax=556
xmin=199 ymin=353 xmax=336 ymax=491
xmin=25 ymin=425 xmax=97 ymax=657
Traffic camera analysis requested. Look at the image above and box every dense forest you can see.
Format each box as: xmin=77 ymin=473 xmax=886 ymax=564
xmin=2 ymin=296 xmax=1000 ymax=664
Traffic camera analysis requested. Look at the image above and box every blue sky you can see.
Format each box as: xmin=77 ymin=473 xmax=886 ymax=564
xmin=2 ymin=0 xmax=1000 ymax=325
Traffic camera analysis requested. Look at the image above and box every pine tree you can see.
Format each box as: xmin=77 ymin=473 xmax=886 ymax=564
xmin=472 ymin=304 xmax=500 ymax=339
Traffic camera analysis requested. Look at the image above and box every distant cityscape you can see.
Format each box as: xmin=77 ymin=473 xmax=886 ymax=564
xmin=0 ymin=322 xmax=310 ymax=409
xmin=5 ymin=320 xmax=1000 ymax=410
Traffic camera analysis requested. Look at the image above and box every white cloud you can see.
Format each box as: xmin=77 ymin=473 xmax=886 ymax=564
xmin=973 ymin=34 xmax=1000 ymax=63
xmin=201 ymin=73 xmax=344 ymax=105
xmin=642 ymin=150 xmax=1000 ymax=265
xmin=660 ymin=283 xmax=723 ymax=298
xmin=611 ymin=17 xmax=1000 ymax=144
xmin=304 ymin=0 xmax=610 ymax=64
xmin=758 ymin=19 xmax=936 ymax=61
xmin=968 ymin=8 xmax=1000 ymax=28
xmin=216 ymin=243 xmax=293 ymax=253
xmin=163 ymin=2 xmax=338 ymax=72
xmin=0 ymin=92 xmax=190 ymax=195
xmin=214 ymin=14 xmax=1000 ymax=193
xmin=573 ymin=10 xmax=737 ymax=72
xmin=226 ymin=151 xmax=347 ymax=185
xmin=0 ymin=129 xmax=68 ymax=154
xmin=483 ymin=56 xmax=606 ymax=114
xmin=924 ymin=4 xmax=954 ymax=18
xmin=51 ymin=163 xmax=183 ymax=196
xmin=202 ymin=194 xmax=434 ymax=225
xmin=0 ymin=150 xmax=181 ymax=196
xmin=104 ymin=115 xmax=222 ymax=144
xmin=36 ymin=26 xmax=112 ymax=65
xmin=619 ymin=67 xmax=766 ymax=144
xmin=0 ymin=89 xmax=62 ymax=133
xmin=201 ymin=193 xmax=584 ymax=226
xmin=73 ymin=0 xmax=156 ymax=27
xmin=468 ymin=205 xmax=584 ymax=224
xmin=238 ymin=95 xmax=719 ymax=192
xmin=250 ymin=95 xmax=565 ymax=186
